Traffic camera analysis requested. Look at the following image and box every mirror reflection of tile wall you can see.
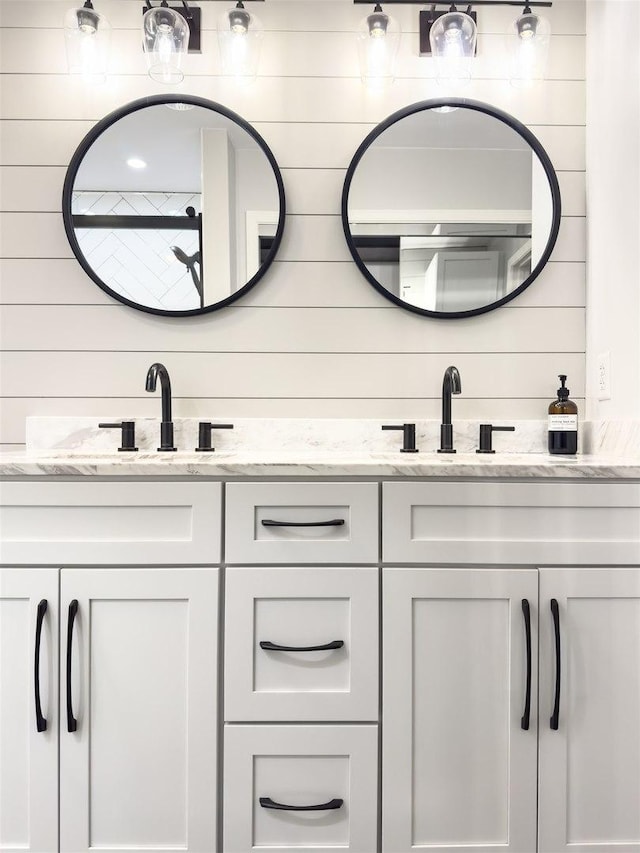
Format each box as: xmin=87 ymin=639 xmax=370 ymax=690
xmin=73 ymin=192 xmax=202 ymax=311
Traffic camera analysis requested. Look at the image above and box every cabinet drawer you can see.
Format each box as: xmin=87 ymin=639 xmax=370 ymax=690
xmin=224 ymin=724 xmax=378 ymax=853
xmin=0 ymin=481 xmax=221 ymax=565
xmin=225 ymin=482 xmax=378 ymax=564
xmin=383 ymin=481 xmax=640 ymax=565
xmin=225 ymin=567 xmax=378 ymax=722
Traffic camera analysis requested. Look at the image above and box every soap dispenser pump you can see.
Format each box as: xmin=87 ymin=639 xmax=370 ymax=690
xmin=548 ymin=374 xmax=578 ymax=455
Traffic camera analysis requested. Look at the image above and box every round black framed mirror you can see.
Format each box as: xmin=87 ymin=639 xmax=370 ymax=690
xmin=342 ymin=98 xmax=561 ymax=318
xmin=63 ymin=95 xmax=286 ymax=316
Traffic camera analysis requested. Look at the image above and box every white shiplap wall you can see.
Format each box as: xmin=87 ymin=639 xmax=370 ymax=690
xmin=0 ymin=0 xmax=586 ymax=447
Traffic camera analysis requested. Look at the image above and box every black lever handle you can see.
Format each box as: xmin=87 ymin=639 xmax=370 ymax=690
xmin=550 ymin=598 xmax=561 ymax=730
xmin=260 ymin=640 xmax=344 ymax=652
xmin=261 ymin=518 xmax=345 ymax=528
xmin=66 ymin=600 xmax=79 ymax=733
xmin=521 ymin=599 xmax=532 ymax=731
xmin=381 ymin=423 xmax=418 ymax=453
xmin=259 ymin=797 xmax=343 ymax=812
xmin=195 ymin=421 xmax=234 ymax=452
xmin=476 ymin=424 xmax=516 ymax=454
xmin=34 ymin=599 xmax=48 ymax=733
xmin=98 ymin=421 xmax=138 ymax=452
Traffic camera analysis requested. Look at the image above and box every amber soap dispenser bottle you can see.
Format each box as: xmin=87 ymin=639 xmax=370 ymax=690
xmin=548 ymin=374 xmax=578 ymax=454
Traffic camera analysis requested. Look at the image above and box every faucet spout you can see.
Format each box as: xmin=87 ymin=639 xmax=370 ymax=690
xmin=439 ymin=365 xmax=462 ymax=454
xmin=145 ymin=362 xmax=176 ymax=451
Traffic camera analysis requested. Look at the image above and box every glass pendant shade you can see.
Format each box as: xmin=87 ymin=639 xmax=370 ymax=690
xmin=430 ymin=9 xmax=477 ymax=87
xmin=143 ymin=4 xmax=190 ymax=84
xmin=64 ymin=1 xmax=111 ymax=81
xmin=356 ymin=4 xmax=400 ymax=89
xmin=217 ymin=2 xmax=264 ymax=82
xmin=510 ymin=11 xmax=550 ymax=87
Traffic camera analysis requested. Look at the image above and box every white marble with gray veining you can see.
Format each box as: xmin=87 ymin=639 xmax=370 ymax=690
xmin=582 ymin=420 xmax=640 ymax=457
xmin=26 ymin=417 xmax=547 ymax=455
xmin=1 ymin=451 xmax=640 ymax=478
xmin=0 ymin=417 xmax=636 ymax=479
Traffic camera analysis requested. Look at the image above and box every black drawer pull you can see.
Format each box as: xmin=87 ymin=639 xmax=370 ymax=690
xmin=260 ymin=640 xmax=344 ymax=652
xmin=34 ymin=599 xmax=48 ymax=733
xmin=66 ymin=600 xmax=79 ymax=733
xmin=259 ymin=797 xmax=343 ymax=812
xmin=521 ymin=599 xmax=532 ymax=731
xmin=550 ymin=598 xmax=561 ymax=730
xmin=261 ymin=518 xmax=345 ymax=528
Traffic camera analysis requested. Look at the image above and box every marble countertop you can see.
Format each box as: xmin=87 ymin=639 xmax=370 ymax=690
xmin=1 ymin=450 xmax=640 ymax=479
xmin=1 ymin=417 xmax=638 ymax=479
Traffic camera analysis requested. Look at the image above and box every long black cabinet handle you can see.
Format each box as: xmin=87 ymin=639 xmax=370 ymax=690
xmin=520 ymin=599 xmax=532 ymax=731
xmin=550 ymin=598 xmax=561 ymax=731
xmin=66 ymin=600 xmax=79 ymax=733
xmin=34 ymin=599 xmax=48 ymax=733
xmin=260 ymin=640 xmax=344 ymax=652
xmin=259 ymin=797 xmax=343 ymax=812
xmin=261 ymin=519 xmax=345 ymax=528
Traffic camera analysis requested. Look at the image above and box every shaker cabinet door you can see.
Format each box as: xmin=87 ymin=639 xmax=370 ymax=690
xmin=383 ymin=568 xmax=538 ymax=853
xmin=539 ymin=568 xmax=640 ymax=853
xmin=59 ymin=568 xmax=218 ymax=853
xmin=0 ymin=569 xmax=58 ymax=853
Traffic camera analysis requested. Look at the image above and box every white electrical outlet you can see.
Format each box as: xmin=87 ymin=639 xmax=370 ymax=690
xmin=597 ymin=351 xmax=611 ymax=400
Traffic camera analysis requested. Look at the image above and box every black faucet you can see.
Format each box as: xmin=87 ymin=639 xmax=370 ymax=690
xmin=438 ymin=365 xmax=462 ymax=453
xmin=145 ymin=362 xmax=176 ymax=451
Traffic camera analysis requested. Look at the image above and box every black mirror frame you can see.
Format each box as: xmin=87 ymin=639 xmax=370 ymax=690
xmin=62 ymin=94 xmax=286 ymax=317
xmin=341 ymin=97 xmax=562 ymax=319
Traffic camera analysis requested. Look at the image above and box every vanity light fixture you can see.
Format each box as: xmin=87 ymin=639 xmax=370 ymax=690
xmin=217 ymin=1 xmax=265 ymax=82
xmin=142 ymin=0 xmax=199 ymax=84
xmin=64 ymin=0 xmax=111 ymax=82
xmin=356 ymin=3 xmax=401 ymax=89
xmin=353 ymin=1 xmax=552 ymax=86
xmin=510 ymin=4 xmax=551 ymax=86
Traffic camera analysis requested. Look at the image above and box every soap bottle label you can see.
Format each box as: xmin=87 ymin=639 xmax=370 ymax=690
xmin=548 ymin=414 xmax=578 ymax=432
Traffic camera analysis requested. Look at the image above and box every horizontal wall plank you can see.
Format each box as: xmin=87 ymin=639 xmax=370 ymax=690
xmin=0 ymin=305 xmax=586 ymax=354
xmin=0 ymin=1 xmax=586 ymax=37
xmin=0 ymin=165 xmax=586 ymax=217
xmin=0 ymin=259 xmax=585 ymax=309
xmin=0 ymin=351 xmax=586 ymax=398
xmin=0 ymin=396 xmax=585 ymax=447
xmin=0 ymin=212 xmax=586 ymax=262
xmin=0 ymin=120 xmax=585 ymax=172
xmin=0 ymin=75 xmax=586 ymax=125
xmin=0 ymin=29 xmax=585 ymax=81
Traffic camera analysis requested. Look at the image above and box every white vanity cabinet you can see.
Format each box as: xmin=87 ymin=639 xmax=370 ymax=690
xmin=0 ymin=481 xmax=222 ymax=853
xmin=381 ymin=481 xmax=640 ymax=853
xmin=2 ymin=474 xmax=640 ymax=853
xmin=223 ymin=482 xmax=379 ymax=853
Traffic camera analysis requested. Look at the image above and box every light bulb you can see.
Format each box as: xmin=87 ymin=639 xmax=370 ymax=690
xmin=155 ymin=25 xmax=174 ymax=66
xmin=430 ymin=9 xmax=476 ymax=87
xmin=142 ymin=5 xmax=189 ymax=84
xmin=64 ymin=2 xmax=111 ymax=82
xmin=218 ymin=3 xmax=263 ymax=81
xmin=510 ymin=11 xmax=550 ymax=87
xmin=356 ymin=4 xmax=400 ymax=89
